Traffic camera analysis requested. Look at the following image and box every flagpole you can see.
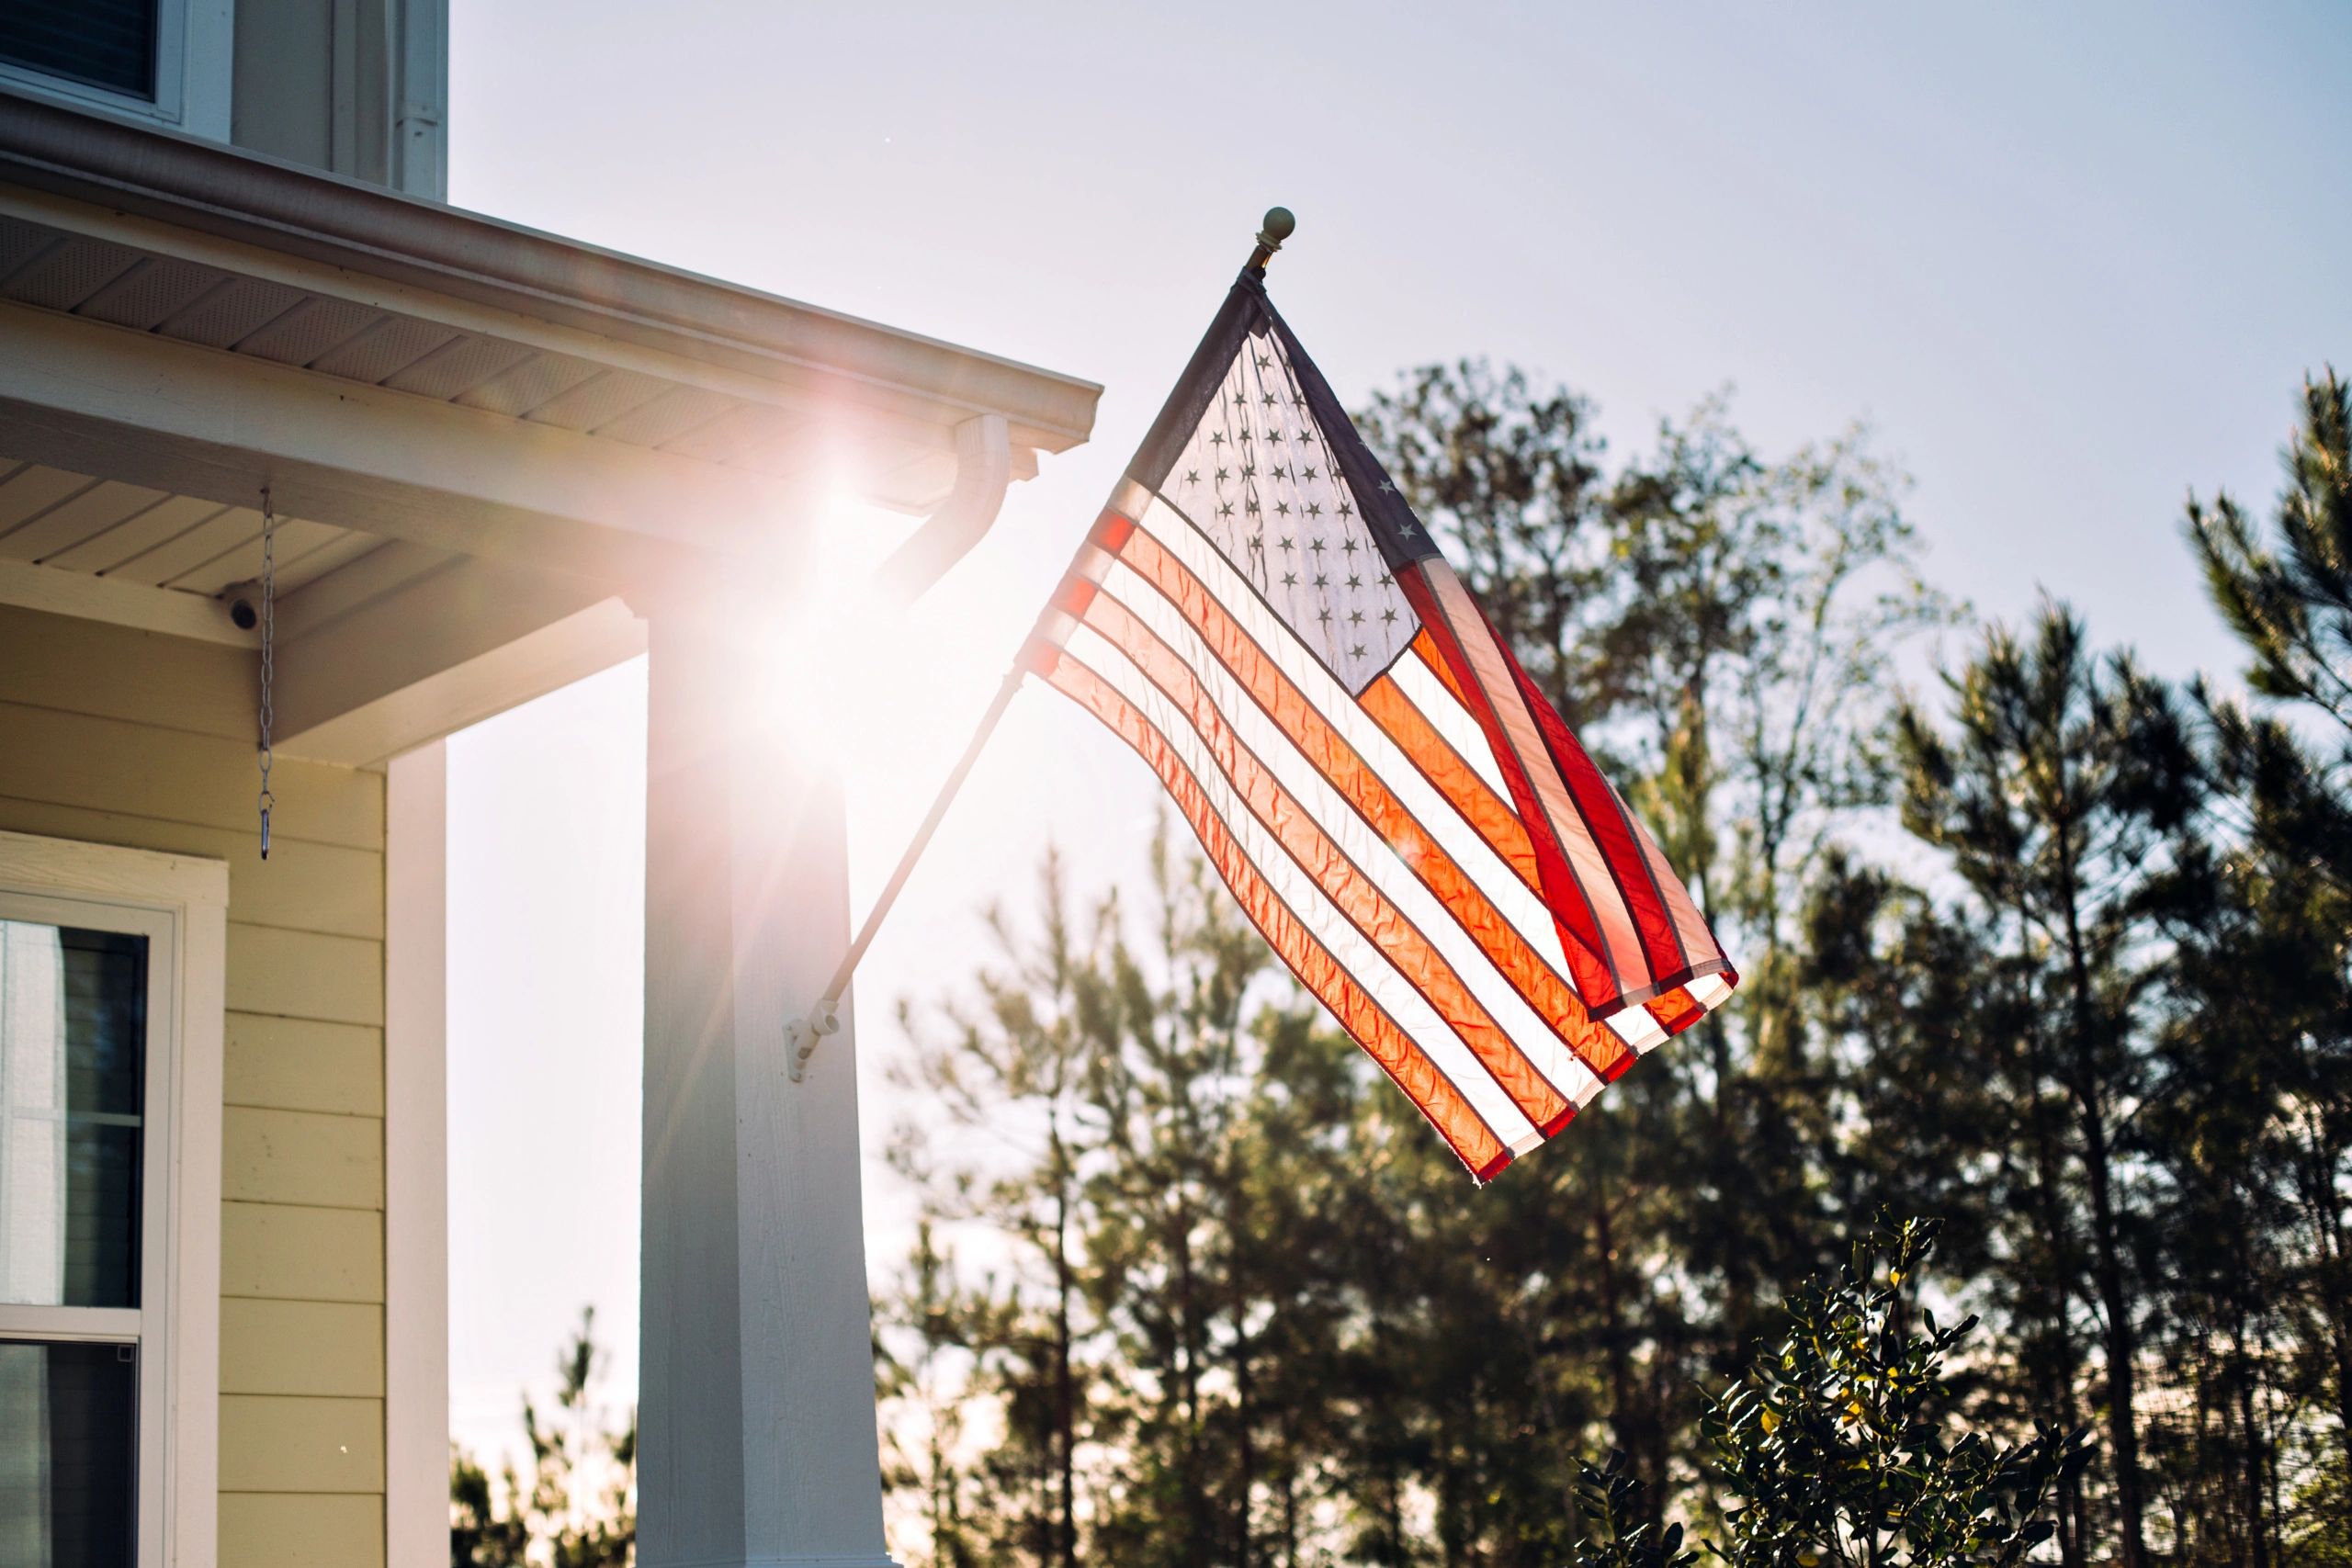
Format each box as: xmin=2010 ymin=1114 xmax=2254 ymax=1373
xmin=787 ymin=655 xmax=1027 ymax=1077
xmin=787 ymin=208 xmax=1297 ymax=1080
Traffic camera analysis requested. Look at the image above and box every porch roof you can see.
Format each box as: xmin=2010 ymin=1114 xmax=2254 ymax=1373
xmin=0 ymin=88 xmax=1101 ymax=763
xmin=0 ymin=88 xmax=1099 ymax=488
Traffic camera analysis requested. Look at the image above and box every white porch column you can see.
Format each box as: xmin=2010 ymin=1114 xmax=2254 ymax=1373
xmin=639 ymin=614 xmax=897 ymax=1568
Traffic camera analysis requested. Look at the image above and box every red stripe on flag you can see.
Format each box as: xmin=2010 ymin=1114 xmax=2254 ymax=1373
xmin=1500 ymin=651 xmax=1695 ymax=981
xmin=1091 ymin=510 xmax=1136 ymax=551
xmin=1045 ymin=655 xmax=1511 ymax=1179
xmin=1391 ymin=561 xmax=1632 ymax=1014
xmin=1645 ymin=986 xmax=1702 ymax=1035
xmin=1108 ymin=526 xmax=1632 ymax=1081
xmin=1360 ymin=670 xmax=1544 ymax=897
xmin=1079 ymin=591 xmax=1579 ymax=1125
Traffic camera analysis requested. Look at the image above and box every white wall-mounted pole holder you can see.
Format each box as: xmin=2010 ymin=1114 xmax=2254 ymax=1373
xmin=786 ymin=997 xmax=842 ymax=1082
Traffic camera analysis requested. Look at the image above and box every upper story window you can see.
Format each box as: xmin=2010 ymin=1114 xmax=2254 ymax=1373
xmin=0 ymin=1 xmax=158 ymax=102
xmin=0 ymin=0 xmax=229 ymax=141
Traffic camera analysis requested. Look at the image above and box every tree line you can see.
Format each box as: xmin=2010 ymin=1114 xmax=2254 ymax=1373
xmin=873 ymin=367 xmax=2352 ymax=1566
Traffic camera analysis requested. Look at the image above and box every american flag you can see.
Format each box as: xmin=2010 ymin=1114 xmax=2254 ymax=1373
xmin=1029 ymin=267 xmax=1736 ymax=1180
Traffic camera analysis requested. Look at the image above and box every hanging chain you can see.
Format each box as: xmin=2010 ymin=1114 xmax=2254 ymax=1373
xmin=257 ymin=486 xmax=276 ymax=861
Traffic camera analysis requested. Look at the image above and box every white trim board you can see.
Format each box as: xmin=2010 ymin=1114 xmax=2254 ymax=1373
xmin=385 ymin=742 xmax=450 ymax=1568
xmin=0 ymin=556 xmax=257 ymax=649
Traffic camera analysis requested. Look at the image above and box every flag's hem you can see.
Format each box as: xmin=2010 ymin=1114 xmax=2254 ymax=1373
xmin=1585 ymin=957 xmax=1737 ymax=1022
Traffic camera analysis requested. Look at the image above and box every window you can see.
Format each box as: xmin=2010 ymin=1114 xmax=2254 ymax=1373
xmin=0 ymin=0 xmax=231 ymax=141
xmin=0 ymin=908 xmax=165 ymax=1568
xmin=0 ymin=835 xmax=224 ymax=1568
xmin=0 ymin=1 xmax=157 ymax=102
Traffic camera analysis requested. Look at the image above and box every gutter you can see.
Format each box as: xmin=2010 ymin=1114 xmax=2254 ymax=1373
xmin=876 ymin=414 xmax=1014 ymax=602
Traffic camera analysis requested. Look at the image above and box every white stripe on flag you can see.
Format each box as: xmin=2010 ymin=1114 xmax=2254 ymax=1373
xmin=1093 ymin=561 xmax=1604 ymax=1110
xmin=1388 ymin=651 xmax=1514 ymax=804
xmin=1064 ymin=621 xmax=1546 ymax=1153
xmin=1128 ymin=495 xmax=1668 ymax=1053
xmin=1382 ymin=648 xmax=1668 ymax=1051
xmin=1129 ymin=501 xmax=1557 ymax=944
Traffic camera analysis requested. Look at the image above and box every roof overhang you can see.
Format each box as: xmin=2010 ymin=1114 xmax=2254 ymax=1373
xmin=0 ymin=90 xmax=1099 ymax=468
xmin=0 ymin=89 xmax=1102 ymax=763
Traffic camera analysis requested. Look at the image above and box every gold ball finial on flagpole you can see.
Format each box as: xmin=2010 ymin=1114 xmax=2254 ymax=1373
xmin=1249 ymin=207 xmax=1295 ymax=274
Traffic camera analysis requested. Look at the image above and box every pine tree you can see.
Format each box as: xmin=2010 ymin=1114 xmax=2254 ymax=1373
xmin=1360 ymin=366 xmax=1952 ymax=1501
xmin=448 ymin=1307 xmax=636 ymax=1568
xmin=2177 ymin=368 xmax=2352 ymax=1551
xmin=1894 ymin=606 xmax=2203 ymax=1567
xmin=2189 ymin=370 xmax=2352 ymax=742
xmin=884 ymin=850 xmax=1117 ymax=1568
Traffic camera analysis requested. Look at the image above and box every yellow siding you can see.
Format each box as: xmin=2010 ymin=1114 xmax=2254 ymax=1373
xmin=220 ymin=1301 xmax=386 ymax=1396
xmin=0 ymin=700 xmax=383 ymax=844
xmin=0 ymin=603 xmax=261 ymax=739
xmin=219 ymin=1494 xmax=387 ymax=1568
xmin=226 ymin=923 xmax=385 ymax=1024
xmin=219 ymin=1394 xmax=388 ymax=1491
xmin=0 ymin=798 xmax=384 ymax=938
xmin=226 ymin=1015 xmax=384 ymax=1117
xmin=0 ymin=604 xmax=388 ymax=1564
xmin=222 ymin=1202 xmax=384 ymax=1302
xmin=223 ymin=1105 xmax=386 ymax=1209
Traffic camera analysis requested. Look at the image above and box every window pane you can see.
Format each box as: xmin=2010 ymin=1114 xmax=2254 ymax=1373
xmin=0 ymin=922 xmax=147 ymax=1308
xmin=0 ymin=0 xmax=157 ymax=100
xmin=0 ymin=1340 xmax=138 ymax=1568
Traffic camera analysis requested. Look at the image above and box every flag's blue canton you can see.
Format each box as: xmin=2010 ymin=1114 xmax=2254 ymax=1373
xmin=1163 ymin=332 xmax=1416 ymax=694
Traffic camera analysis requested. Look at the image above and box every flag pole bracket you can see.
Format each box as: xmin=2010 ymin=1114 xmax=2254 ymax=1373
xmin=786 ymin=998 xmax=841 ymax=1082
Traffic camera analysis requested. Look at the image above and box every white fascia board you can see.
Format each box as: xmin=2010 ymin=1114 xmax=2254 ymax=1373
xmin=0 ymin=182 xmax=944 ymax=456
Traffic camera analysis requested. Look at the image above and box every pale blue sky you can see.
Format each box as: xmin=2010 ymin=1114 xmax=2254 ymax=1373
xmin=442 ymin=0 xmax=2352 ymax=1470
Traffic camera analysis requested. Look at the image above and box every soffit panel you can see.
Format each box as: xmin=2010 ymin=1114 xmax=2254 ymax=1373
xmin=78 ymin=256 xmax=222 ymax=329
xmin=0 ymin=458 xmax=381 ymax=598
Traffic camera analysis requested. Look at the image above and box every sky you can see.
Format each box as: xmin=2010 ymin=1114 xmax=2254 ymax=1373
xmin=440 ymin=0 xmax=2352 ymax=1474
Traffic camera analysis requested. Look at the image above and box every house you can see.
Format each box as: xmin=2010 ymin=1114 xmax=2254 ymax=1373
xmin=0 ymin=4 xmax=1101 ymax=1564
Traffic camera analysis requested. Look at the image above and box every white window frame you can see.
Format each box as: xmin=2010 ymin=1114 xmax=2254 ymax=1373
xmin=0 ymin=0 xmax=234 ymax=142
xmin=0 ymin=829 xmax=224 ymax=1568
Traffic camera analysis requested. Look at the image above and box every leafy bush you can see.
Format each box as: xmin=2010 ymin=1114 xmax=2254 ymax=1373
xmin=1569 ymin=1217 xmax=2087 ymax=1568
